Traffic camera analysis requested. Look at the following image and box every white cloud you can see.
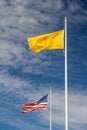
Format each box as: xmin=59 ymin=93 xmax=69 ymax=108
xmin=0 ymin=0 xmax=87 ymax=130
xmin=0 ymin=0 xmax=87 ymax=70
xmin=0 ymin=105 xmax=47 ymax=130
xmin=0 ymin=67 xmax=50 ymax=103
xmin=69 ymin=93 xmax=87 ymax=124
xmin=0 ymin=39 xmax=25 ymax=66
xmin=0 ymin=70 xmax=87 ymax=130
xmin=39 ymin=90 xmax=87 ymax=130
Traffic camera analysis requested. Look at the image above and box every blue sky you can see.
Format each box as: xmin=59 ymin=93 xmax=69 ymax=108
xmin=0 ymin=0 xmax=87 ymax=130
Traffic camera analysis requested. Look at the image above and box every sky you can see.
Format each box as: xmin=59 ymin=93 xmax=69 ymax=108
xmin=0 ymin=0 xmax=87 ymax=130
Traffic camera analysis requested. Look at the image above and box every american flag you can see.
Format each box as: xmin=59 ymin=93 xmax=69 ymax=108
xmin=21 ymin=94 xmax=48 ymax=114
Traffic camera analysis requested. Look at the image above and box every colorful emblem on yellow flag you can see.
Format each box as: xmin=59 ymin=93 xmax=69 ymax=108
xmin=27 ymin=30 xmax=64 ymax=53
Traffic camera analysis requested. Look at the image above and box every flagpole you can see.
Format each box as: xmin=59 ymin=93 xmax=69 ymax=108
xmin=64 ymin=17 xmax=68 ymax=130
xmin=50 ymin=88 xmax=52 ymax=130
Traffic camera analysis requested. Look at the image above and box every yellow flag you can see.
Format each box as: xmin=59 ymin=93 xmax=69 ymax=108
xmin=28 ymin=30 xmax=64 ymax=53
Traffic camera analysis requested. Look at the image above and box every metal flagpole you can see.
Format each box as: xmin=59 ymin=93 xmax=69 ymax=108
xmin=64 ymin=17 xmax=68 ymax=130
xmin=50 ymin=88 xmax=52 ymax=130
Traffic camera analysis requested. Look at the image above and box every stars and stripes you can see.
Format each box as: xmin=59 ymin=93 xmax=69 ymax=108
xmin=21 ymin=94 xmax=48 ymax=114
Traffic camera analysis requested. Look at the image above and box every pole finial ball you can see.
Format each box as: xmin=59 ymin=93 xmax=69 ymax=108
xmin=65 ymin=17 xmax=67 ymax=22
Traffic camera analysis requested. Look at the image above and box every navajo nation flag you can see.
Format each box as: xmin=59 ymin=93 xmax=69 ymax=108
xmin=28 ymin=30 xmax=64 ymax=53
xmin=21 ymin=94 xmax=48 ymax=114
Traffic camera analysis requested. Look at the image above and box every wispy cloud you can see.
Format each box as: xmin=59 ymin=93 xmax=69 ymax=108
xmin=39 ymin=90 xmax=87 ymax=130
xmin=0 ymin=0 xmax=87 ymax=130
xmin=0 ymin=0 xmax=87 ymax=64
xmin=0 ymin=88 xmax=87 ymax=130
